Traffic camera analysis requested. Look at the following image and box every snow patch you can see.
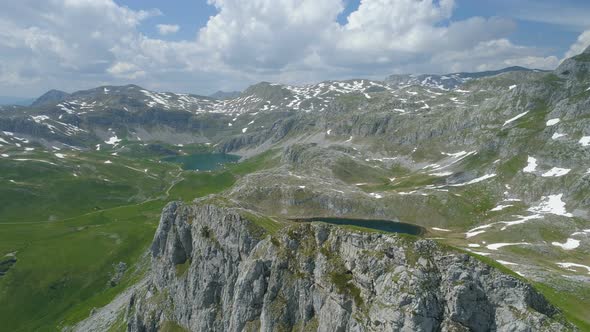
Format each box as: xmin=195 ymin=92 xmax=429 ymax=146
xmin=31 ymin=115 xmax=50 ymax=123
xmin=430 ymin=171 xmax=453 ymax=177
xmin=104 ymin=160 xmax=112 ymax=164
xmin=508 ymin=85 xmax=517 ymax=90
xmin=496 ymin=260 xmax=519 ymax=266
xmin=545 ymin=118 xmax=560 ymax=126
xmin=579 ymin=136 xmax=590 ymax=146
xmin=466 ymin=229 xmax=488 ymax=238
xmin=541 ymin=167 xmax=570 ymax=177
xmin=13 ymin=158 xmax=57 ymax=165
xmin=572 ymin=229 xmax=590 ymax=236
xmin=498 ymin=214 xmax=544 ymax=230
xmin=523 ymin=156 xmax=537 ymax=173
xmin=528 ymin=194 xmax=572 ymax=217
xmin=450 ymin=173 xmax=496 ymax=187
xmin=441 ymin=151 xmax=469 ymax=158
xmin=54 ymin=153 xmax=65 ymax=159
xmin=552 ymin=238 xmax=580 ymax=250
xmin=503 ymin=111 xmax=528 ymax=126
xmin=431 ymin=227 xmax=450 ymax=232
xmin=556 ymin=262 xmax=590 ymax=274
xmin=465 ymin=213 xmax=544 ymax=236
xmin=487 ymin=242 xmax=530 ymax=250
xmin=551 ymin=132 xmax=567 ymax=140
xmin=105 ymin=136 xmax=121 ymax=145
xmin=490 ymin=204 xmax=513 ymax=212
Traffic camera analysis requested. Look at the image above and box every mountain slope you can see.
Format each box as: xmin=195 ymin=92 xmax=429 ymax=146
xmin=210 ymin=90 xmax=242 ymax=100
xmin=77 ymin=201 xmax=572 ymax=332
xmin=2 ymin=50 xmax=590 ymax=330
xmin=31 ymin=89 xmax=70 ymax=107
xmin=385 ymin=66 xmax=546 ymax=90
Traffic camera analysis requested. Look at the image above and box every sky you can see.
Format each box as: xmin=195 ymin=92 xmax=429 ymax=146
xmin=1 ymin=0 xmax=590 ymax=98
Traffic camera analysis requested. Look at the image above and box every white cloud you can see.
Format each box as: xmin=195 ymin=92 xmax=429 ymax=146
xmin=0 ymin=0 xmax=586 ymax=96
xmin=338 ymin=0 xmax=455 ymax=52
xmin=198 ymin=0 xmax=343 ymax=70
xmin=564 ymin=30 xmax=590 ymax=59
xmin=156 ymin=24 xmax=179 ymax=35
xmin=430 ymin=39 xmax=560 ymax=72
xmin=107 ymin=62 xmax=146 ymax=79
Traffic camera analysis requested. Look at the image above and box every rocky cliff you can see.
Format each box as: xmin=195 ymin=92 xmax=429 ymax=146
xmin=121 ymin=201 xmax=572 ymax=332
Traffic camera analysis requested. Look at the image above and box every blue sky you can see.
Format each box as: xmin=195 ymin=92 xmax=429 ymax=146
xmin=1 ymin=0 xmax=589 ymax=97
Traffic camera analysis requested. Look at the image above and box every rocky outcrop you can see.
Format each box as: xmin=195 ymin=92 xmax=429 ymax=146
xmin=31 ymin=89 xmax=70 ymax=107
xmin=124 ymin=201 xmax=572 ymax=332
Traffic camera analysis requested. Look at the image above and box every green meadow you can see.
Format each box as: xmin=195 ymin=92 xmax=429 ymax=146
xmin=0 ymin=145 xmax=278 ymax=330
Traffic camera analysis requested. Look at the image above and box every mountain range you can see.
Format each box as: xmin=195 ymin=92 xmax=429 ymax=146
xmin=1 ymin=47 xmax=589 ymax=331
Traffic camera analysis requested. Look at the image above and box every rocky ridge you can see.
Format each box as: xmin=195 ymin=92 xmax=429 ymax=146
xmin=89 ymin=201 xmax=575 ymax=332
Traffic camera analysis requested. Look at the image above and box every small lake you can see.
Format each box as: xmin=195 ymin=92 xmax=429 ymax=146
xmin=162 ymin=153 xmax=240 ymax=171
xmin=292 ymin=217 xmax=424 ymax=235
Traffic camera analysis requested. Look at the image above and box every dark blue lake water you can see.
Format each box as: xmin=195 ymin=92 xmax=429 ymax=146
xmin=294 ymin=217 xmax=424 ymax=235
xmin=163 ymin=153 xmax=240 ymax=171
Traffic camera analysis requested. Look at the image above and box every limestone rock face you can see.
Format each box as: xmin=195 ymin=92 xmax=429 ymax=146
xmin=125 ymin=202 xmax=572 ymax=332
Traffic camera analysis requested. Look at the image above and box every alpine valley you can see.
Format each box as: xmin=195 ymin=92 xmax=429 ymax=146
xmin=1 ymin=47 xmax=590 ymax=332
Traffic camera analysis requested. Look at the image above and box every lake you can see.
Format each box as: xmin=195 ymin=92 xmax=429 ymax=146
xmin=162 ymin=153 xmax=240 ymax=171
xmin=292 ymin=217 xmax=424 ymax=235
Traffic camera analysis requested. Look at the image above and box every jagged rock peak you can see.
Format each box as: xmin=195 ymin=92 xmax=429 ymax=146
xmin=118 ymin=201 xmax=572 ymax=332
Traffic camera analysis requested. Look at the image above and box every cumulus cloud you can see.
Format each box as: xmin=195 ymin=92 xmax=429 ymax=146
xmin=198 ymin=0 xmax=343 ymax=70
xmin=430 ymin=39 xmax=560 ymax=73
xmin=156 ymin=24 xmax=180 ymax=35
xmin=0 ymin=0 xmax=586 ymax=96
xmin=564 ymin=30 xmax=590 ymax=59
xmin=107 ymin=62 xmax=146 ymax=79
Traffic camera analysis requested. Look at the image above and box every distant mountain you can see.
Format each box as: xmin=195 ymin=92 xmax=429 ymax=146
xmin=31 ymin=89 xmax=70 ymax=107
xmin=386 ymin=66 xmax=548 ymax=90
xmin=209 ymin=90 xmax=241 ymax=100
xmin=4 ymin=47 xmax=590 ymax=330
xmin=0 ymin=96 xmax=34 ymax=106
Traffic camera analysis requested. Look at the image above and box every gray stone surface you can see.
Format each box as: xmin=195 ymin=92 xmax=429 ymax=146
xmin=122 ymin=202 xmax=572 ymax=332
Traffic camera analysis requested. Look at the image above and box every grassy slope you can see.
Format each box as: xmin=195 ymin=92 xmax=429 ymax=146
xmin=0 ymin=147 xmax=278 ymax=331
xmin=0 ymin=147 xmax=178 ymax=331
xmin=0 ymin=150 xmax=176 ymax=223
xmin=0 ymin=201 xmax=163 ymax=331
